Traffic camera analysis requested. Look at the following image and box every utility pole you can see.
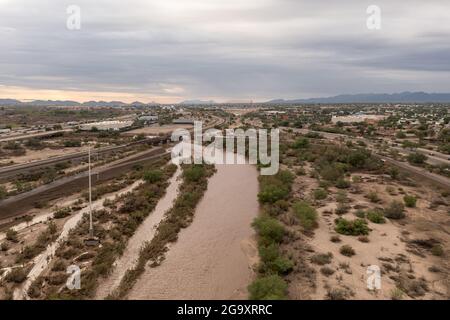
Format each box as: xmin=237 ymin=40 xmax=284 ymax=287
xmin=84 ymin=146 xmax=99 ymax=246
xmin=88 ymin=147 xmax=94 ymax=238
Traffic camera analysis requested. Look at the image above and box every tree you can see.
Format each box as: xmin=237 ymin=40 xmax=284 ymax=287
xmin=143 ymin=169 xmax=163 ymax=183
xmin=248 ymin=275 xmax=287 ymax=300
xmin=407 ymin=152 xmax=427 ymax=165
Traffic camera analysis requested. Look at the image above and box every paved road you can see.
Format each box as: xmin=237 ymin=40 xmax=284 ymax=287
xmin=0 ymin=129 xmax=72 ymax=143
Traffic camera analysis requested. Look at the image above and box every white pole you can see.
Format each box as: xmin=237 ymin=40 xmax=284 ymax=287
xmin=88 ymin=147 xmax=93 ymax=238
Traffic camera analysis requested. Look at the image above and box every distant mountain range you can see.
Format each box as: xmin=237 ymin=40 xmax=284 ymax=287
xmin=0 ymin=99 xmax=159 ymax=107
xmin=2 ymin=92 xmax=450 ymax=107
xmin=266 ymin=92 xmax=450 ymax=104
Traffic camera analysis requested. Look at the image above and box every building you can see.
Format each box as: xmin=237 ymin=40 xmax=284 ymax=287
xmin=172 ymin=118 xmax=195 ymax=125
xmin=79 ymin=120 xmax=133 ymax=131
xmin=138 ymin=115 xmax=159 ymax=124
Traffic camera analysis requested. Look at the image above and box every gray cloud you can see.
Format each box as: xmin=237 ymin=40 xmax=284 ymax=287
xmin=1 ymin=0 xmax=450 ymax=101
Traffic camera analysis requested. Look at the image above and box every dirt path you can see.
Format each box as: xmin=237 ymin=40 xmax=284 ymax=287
xmin=95 ymin=165 xmax=182 ymax=299
xmin=127 ymin=162 xmax=259 ymax=300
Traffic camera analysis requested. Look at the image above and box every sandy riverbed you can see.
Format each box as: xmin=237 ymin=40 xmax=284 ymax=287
xmin=127 ymin=161 xmax=259 ymax=300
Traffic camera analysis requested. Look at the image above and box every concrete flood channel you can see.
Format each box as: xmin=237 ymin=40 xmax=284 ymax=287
xmin=124 ymin=161 xmax=260 ymax=300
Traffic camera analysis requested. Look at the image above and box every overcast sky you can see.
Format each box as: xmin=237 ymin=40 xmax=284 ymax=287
xmin=1 ymin=0 xmax=450 ymax=103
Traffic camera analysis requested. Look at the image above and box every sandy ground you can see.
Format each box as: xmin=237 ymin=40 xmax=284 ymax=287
xmin=127 ymin=162 xmax=259 ymax=300
xmin=95 ymin=166 xmax=182 ymax=299
xmin=291 ymin=168 xmax=449 ymax=300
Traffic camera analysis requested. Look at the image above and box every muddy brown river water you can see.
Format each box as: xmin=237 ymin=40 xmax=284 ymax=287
xmin=127 ymin=162 xmax=259 ymax=300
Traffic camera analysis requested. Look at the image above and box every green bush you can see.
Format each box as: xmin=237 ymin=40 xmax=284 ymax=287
xmin=431 ymin=245 xmax=444 ymax=256
xmin=313 ymin=188 xmax=328 ymax=200
xmin=403 ymin=195 xmax=417 ymax=208
xmin=183 ymin=165 xmax=205 ymax=182
xmin=258 ymin=184 xmax=289 ymax=203
xmin=366 ymin=210 xmax=386 ymax=224
xmin=384 ymin=201 xmax=405 ymax=219
xmin=293 ymin=137 xmax=309 ymax=149
xmin=252 ymin=216 xmax=285 ymax=245
xmin=143 ymin=169 xmax=163 ymax=183
xmin=366 ymin=191 xmax=381 ymax=203
xmin=407 ymin=152 xmax=427 ymax=165
xmin=248 ymin=275 xmax=288 ymax=300
xmin=293 ymin=201 xmax=318 ymax=230
xmin=335 ymin=218 xmax=370 ymax=236
xmin=335 ymin=178 xmax=350 ymax=189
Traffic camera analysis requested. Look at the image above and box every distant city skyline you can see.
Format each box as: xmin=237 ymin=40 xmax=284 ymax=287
xmin=1 ymin=0 xmax=450 ymax=103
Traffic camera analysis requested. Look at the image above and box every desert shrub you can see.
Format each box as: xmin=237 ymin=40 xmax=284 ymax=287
xmin=384 ymin=201 xmax=405 ymax=219
xmin=335 ymin=178 xmax=350 ymax=189
xmin=354 ymin=210 xmax=365 ymax=218
xmin=326 ymin=288 xmax=349 ymax=300
xmin=253 ymin=216 xmax=285 ymax=245
xmin=293 ymin=137 xmax=309 ymax=149
xmin=320 ymin=267 xmax=335 ymax=277
xmin=6 ymin=229 xmax=18 ymax=242
xmin=143 ymin=169 xmax=163 ymax=183
xmin=313 ymin=188 xmax=328 ymax=200
xmin=248 ymin=275 xmax=288 ymax=300
xmin=258 ymin=184 xmax=289 ymax=203
xmin=53 ymin=207 xmax=72 ymax=219
xmin=390 ymin=287 xmax=405 ymax=300
xmin=258 ymin=244 xmax=294 ymax=275
xmin=407 ymin=152 xmax=427 ymax=165
xmin=330 ymin=235 xmax=341 ymax=243
xmin=431 ymin=245 xmax=444 ymax=256
xmin=1 ymin=242 xmax=10 ymax=251
xmin=292 ymin=201 xmax=318 ymax=231
xmin=358 ymin=235 xmax=370 ymax=243
xmin=340 ymin=245 xmax=355 ymax=257
xmin=335 ymin=191 xmax=348 ymax=203
xmin=366 ymin=210 xmax=386 ymax=224
xmin=366 ymin=191 xmax=381 ymax=203
xmin=335 ymin=218 xmax=370 ymax=236
xmin=335 ymin=204 xmax=350 ymax=215
xmin=0 ymin=185 xmax=7 ymax=200
xmin=310 ymin=252 xmax=333 ymax=265
xmin=403 ymin=195 xmax=417 ymax=208
xmin=183 ymin=165 xmax=206 ymax=182
xmin=6 ymin=267 xmax=27 ymax=283
xmin=63 ymin=140 xmax=81 ymax=147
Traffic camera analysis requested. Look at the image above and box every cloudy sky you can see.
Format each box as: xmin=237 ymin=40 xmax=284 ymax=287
xmin=1 ymin=0 xmax=450 ymax=103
